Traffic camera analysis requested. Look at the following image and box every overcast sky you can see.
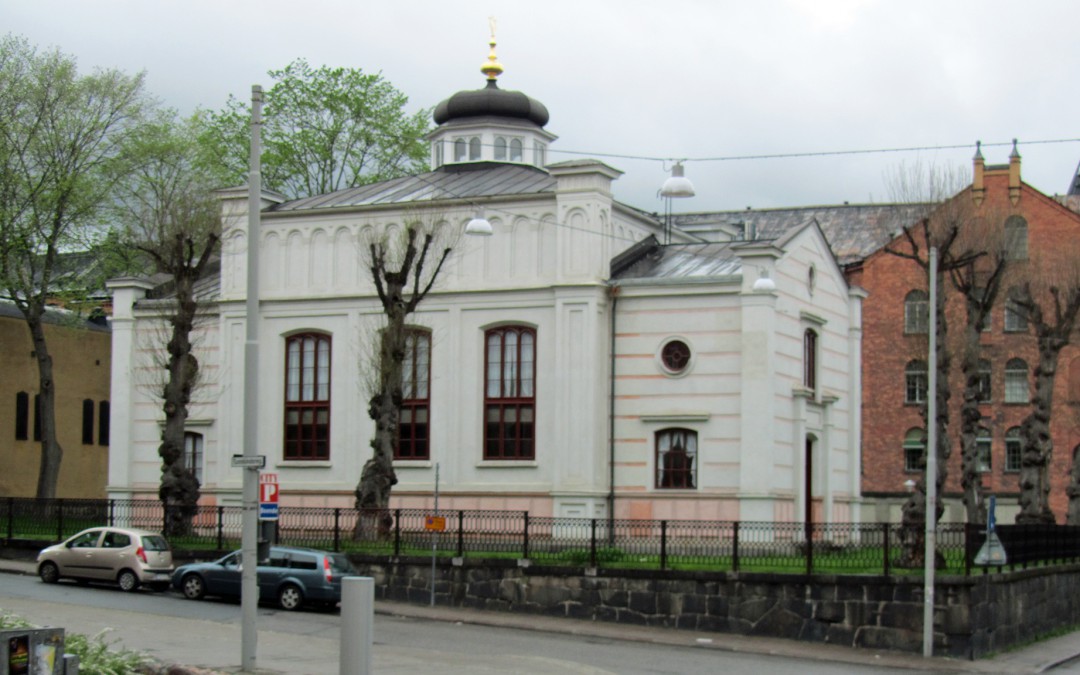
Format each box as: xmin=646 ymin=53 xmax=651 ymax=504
xmin=4 ymin=0 xmax=1078 ymax=213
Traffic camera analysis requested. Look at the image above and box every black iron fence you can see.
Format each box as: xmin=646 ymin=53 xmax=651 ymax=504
xmin=4 ymin=497 xmax=1079 ymax=576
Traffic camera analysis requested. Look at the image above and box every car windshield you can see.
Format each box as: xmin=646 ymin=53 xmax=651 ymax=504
xmin=141 ymin=535 xmax=170 ymax=551
xmin=328 ymin=554 xmax=355 ymax=574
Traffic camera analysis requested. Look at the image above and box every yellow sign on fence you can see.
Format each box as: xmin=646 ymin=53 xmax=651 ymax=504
xmin=424 ymin=516 xmax=446 ymax=532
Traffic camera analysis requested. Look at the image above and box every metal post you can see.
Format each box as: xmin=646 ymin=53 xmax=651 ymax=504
xmin=923 ymin=246 xmax=938 ymax=658
xmin=240 ymin=84 xmax=264 ymax=673
xmin=430 ymin=463 xmax=439 ymax=607
xmin=340 ymin=577 xmax=373 ymax=675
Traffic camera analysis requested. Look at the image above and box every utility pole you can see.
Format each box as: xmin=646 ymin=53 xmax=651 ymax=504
xmin=923 ymin=246 xmax=938 ymax=658
xmin=241 ymin=84 xmax=263 ymax=672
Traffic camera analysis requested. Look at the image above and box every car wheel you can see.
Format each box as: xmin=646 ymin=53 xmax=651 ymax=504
xmin=118 ymin=569 xmax=140 ymax=592
xmin=278 ymin=583 xmax=304 ymax=611
xmin=38 ymin=561 xmax=60 ymax=584
xmin=181 ymin=574 xmax=206 ymax=600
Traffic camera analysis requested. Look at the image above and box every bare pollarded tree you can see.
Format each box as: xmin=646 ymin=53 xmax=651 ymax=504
xmin=354 ymin=209 xmax=459 ymax=537
xmin=113 ymin=114 xmax=223 ymax=536
xmin=1010 ymin=246 xmax=1080 ymax=524
xmin=884 ymin=163 xmax=990 ymax=564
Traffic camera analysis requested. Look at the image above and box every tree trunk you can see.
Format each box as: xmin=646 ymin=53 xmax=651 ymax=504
xmin=158 ymin=274 xmax=201 ymax=536
xmin=1066 ymin=448 xmax=1080 ymax=525
xmin=354 ymin=297 xmax=405 ymax=539
xmin=27 ymin=312 xmax=63 ymax=499
xmin=958 ymin=321 xmax=987 ymax=526
xmin=1016 ymin=340 xmax=1061 ymax=524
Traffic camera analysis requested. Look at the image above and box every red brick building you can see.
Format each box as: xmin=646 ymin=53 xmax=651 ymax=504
xmin=852 ymin=152 xmax=1080 ymax=523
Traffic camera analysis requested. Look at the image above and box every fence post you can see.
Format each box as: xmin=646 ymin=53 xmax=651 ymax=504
xmin=393 ymin=509 xmax=401 ymax=556
xmin=522 ymin=511 xmax=529 ymax=560
xmin=216 ymin=506 xmax=224 ymax=551
xmin=334 ymin=508 xmax=341 ymax=552
xmin=883 ymin=522 xmax=890 ymax=576
xmin=57 ymin=499 xmax=64 ymax=540
xmin=108 ymin=499 xmax=115 ymax=527
xmin=590 ymin=519 xmax=597 ymax=567
xmin=6 ymin=497 xmax=12 ymax=542
xmin=660 ymin=520 xmax=668 ymax=571
xmin=456 ymin=510 xmax=464 ymax=557
xmin=805 ymin=520 xmax=813 ymax=576
xmin=732 ymin=521 xmax=740 ymax=572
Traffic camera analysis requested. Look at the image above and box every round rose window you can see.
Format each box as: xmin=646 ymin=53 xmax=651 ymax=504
xmin=661 ymin=340 xmax=691 ymax=373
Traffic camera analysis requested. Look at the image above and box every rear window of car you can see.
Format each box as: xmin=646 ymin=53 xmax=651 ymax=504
xmin=141 ymin=535 xmax=170 ymax=551
xmin=290 ymin=555 xmax=318 ymax=570
xmin=103 ymin=532 xmax=131 ymax=548
xmin=328 ymin=554 xmax=355 ymax=574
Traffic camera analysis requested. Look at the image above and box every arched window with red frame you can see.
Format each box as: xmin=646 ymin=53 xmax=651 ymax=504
xmin=484 ymin=326 xmax=536 ymax=460
xmin=397 ymin=329 xmax=431 ymax=460
xmin=284 ymin=332 xmax=331 ymax=460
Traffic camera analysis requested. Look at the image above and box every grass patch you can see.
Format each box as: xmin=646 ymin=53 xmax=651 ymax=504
xmin=0 ymin=612 xmax=151 ymax=675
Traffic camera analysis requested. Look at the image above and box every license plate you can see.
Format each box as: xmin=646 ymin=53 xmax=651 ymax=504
xmin=154 ymin=573 xmax=170 ymax=581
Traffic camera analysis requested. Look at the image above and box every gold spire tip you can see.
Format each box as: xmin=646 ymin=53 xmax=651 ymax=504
xmin=481 ymin=16 xmax=503 ymax=81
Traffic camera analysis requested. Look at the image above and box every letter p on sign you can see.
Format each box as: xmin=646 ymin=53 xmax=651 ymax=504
xmin=259 ymin=473 xmax=279 ymax=504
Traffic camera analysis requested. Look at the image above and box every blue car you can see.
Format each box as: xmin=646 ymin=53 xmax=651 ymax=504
xmin=172 ymin=546 xmax=356 ymax=611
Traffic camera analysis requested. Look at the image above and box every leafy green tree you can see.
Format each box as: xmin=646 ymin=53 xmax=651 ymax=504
xmin=194 ymin=58 xmax=430 ymax=199
xmin=0 ymin=34 xmax=151 ymax=498
xmin=113 ymin=114 xmax=222 ymax=535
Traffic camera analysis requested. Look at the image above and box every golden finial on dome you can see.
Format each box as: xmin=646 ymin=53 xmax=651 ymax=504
xmin=481 ymin=16 xmax=504 ymax=81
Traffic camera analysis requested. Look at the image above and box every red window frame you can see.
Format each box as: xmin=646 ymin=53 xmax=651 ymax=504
xmin=283 ymin=333 xmax=331 ymax=460
xmin=484 ymin=326 xmax=536 ymax=460
xmin=396 ymin=329 xmax=431 ymax=460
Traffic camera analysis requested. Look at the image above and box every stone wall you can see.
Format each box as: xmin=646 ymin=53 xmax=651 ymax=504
xmin=351 ymin=557 xmax=1080 ymax=659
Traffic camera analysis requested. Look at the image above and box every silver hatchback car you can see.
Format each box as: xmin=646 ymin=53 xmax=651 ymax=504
xmin=37 ymin=526 xmax=174 ymax=592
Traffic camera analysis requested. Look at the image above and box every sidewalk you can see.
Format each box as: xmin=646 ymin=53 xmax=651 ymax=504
xmin=2 ymin=556 xmax=1078 ymax=674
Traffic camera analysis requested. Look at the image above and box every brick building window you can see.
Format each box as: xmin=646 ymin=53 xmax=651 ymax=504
xmin=905 ymin=290 xmax=929 ymax=334
xmin=14 ymin=392 xmax=29 ymax=441
xmin=98 ymin=401 xmax=110 ymax=446
xmin=1005 ymin=216 xmax=1028 ymax=261
xmin=656 ymin=428 xmax=697 ymax=489
xmin=976 ymin=359 xmax=992 ymax=403
xmin=976 ymin=428 xmax=992 ymax=473
xmin=1005 ymin=428 xmax=1022 ymax=472
xmin=1004 ymin=358 xmax=1029 ymax=404
xmin=905 ymin=360 xmax=927 ymax=404
xmin=903 ymin=428 xmax=926 ymax=472
xmin=82 ymin=399 xmax=94 ymax=445
xmin=1005 ymin=288 xmax=1028 ymax=333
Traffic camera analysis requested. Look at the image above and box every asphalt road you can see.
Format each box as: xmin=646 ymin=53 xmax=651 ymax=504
xmin=0 ymin=574 xmax=940 ymax=675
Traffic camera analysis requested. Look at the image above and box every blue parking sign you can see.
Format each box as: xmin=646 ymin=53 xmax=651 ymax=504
xmin=259 ymin=502 xmax=279 ymax=521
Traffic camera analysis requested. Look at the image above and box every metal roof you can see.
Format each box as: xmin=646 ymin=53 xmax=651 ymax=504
xmin=672 ymin=203 xmax=928 ymax=266
xmin=271 ymin=164 xmax=557 ymax=213
xmin=611 ymin=240 xmax=744 ymax=283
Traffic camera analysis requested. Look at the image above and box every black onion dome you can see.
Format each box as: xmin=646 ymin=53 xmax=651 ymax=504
xmin=433 ymin=80 xmax=549 ymax=127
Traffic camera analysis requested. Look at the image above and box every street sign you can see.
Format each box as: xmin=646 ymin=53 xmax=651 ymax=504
xmin=424 ymin=516 xmax=446 ymax=532
xmin=259 ymin=473 xmax=279 ymax=521
xmin=231 ymin=454 xmax=266 ymax=469
xmin=259 ymin=473 xmax=279 ymax=504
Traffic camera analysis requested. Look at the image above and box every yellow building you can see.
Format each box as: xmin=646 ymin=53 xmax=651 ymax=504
xmin=0 ymin=304 xmax=111 ymax=498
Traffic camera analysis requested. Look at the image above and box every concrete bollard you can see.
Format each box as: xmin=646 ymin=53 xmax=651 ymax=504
xmin=340 ymin=576 xmax=374 ymax=675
